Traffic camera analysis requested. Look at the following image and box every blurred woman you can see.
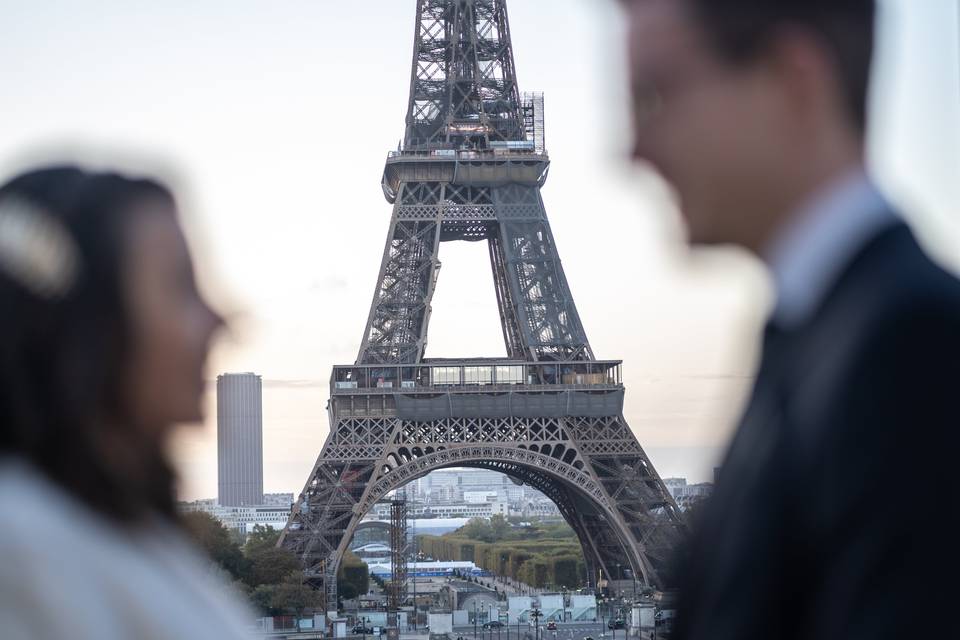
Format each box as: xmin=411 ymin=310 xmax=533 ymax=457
xmin=0 ymin=166 xmax=252 ymax=639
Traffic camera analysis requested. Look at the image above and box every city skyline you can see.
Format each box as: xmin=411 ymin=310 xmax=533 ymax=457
xmin=0 ymin=0 xmax=957 ymax=501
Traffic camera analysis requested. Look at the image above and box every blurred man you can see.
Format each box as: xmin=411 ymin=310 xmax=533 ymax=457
xmin=622 ymin=1 xmax=957 ymax=637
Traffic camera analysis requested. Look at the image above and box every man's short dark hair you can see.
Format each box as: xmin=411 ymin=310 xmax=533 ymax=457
xmin=681 ymin=0 xmax=876 ymax=133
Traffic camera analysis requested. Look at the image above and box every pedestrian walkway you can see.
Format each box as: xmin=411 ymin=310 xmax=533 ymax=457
xmin=471 ymin=574 xmax=542 ymax=597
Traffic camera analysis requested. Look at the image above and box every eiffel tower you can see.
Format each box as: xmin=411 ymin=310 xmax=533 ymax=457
xmin=279 ymin=0 xmax=685 ymax=609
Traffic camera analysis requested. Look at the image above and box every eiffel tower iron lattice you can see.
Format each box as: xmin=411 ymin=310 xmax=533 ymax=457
xmin=279 ymin=0 xmax=685 ymax=610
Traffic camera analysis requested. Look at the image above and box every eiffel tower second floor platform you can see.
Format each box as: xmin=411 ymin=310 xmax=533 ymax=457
xmin=329 ymin=358 xmax=623 ymax=425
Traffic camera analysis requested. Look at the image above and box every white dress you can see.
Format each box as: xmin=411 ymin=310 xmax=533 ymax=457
xmin=0 ymin=459 xmax=255 ymax=639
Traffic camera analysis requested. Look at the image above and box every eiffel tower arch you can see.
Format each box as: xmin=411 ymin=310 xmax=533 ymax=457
xmin=279 ymin=0 xmax=686 ymax=609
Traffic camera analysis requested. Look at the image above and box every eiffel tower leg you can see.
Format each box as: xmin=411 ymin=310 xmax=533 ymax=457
xmin=570 ymin=415 xmax=685 ymax=588
xmin=358 ymin=181 xmax=444 ymax=365
xmin=277 ymin=412 xmax=393 ymax=610
xmin=489 ymin=184 xmax=593 ymax=362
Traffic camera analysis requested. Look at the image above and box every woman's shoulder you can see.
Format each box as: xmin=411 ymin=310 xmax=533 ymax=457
xmin=0 ymin=458 xmax=255 ymax=639
xmin=0 ymin=459 xmax=135 ymax=633
xmin=0 ymin=458 xmax=111 ymax=545
xmin=0 ymin=458 xmax=144 ymax=593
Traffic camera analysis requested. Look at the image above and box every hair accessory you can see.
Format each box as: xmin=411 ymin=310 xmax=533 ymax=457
xmin=0 ymin=195 xmax=80 ymax=299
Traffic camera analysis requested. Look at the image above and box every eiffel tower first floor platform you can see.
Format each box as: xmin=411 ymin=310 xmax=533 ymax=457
xmin=279 ymin=358 xmax=687 ymax=608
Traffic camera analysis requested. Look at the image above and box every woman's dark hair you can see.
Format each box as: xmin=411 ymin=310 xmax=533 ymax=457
xmin=685 ymin=0 xmax=876 ymax=133
xmin=0 ymin=165 xmax=179 ymax=523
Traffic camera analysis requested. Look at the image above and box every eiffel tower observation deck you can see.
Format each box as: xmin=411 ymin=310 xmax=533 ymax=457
xmin=280 ymin=0 xmax=686 ymax=610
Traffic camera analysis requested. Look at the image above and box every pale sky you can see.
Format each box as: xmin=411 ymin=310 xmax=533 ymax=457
xmin=1 ymin=1 xmax=957 ymax=500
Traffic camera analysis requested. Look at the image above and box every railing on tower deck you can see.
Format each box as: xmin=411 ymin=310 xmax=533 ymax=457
xmin=330 ymin=359 xmax=622 ymax=396
xmin=386 ymin=142 xmax=547 ymax=160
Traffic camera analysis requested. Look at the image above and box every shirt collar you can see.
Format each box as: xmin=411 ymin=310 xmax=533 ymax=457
xmin=763 ymin=169 xmax=896 ymax=329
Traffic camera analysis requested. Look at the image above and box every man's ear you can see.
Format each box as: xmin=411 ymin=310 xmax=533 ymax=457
xmin=762 ymin=26 xmax=844 ymax=133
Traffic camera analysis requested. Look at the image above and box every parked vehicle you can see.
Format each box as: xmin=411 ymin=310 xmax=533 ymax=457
xmin=607 ymin=619 xmax=625 ymax=630
xmin=483 ymin=621 xmax=504 ymax=629
xmin=353 ymin=625 xmax=374 ymax=634
xmin=546 ymin=621 xmax=558 ymax=631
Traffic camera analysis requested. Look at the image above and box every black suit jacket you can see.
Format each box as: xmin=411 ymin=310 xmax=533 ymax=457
xmin=673 ymin=222 xmax=960 ymax=639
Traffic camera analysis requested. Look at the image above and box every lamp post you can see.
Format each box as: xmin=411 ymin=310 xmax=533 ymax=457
xmin=621 ymin=596 xmax=627 ymax=626
xmin=362 ymin=616 xmax=369 ymax=640
xmin=531 ymin=607 xmax=542 ymax=640
xmin=613 ymin=597 xmax=622 ymax=640
xmin=615 ymin=563 xmax=621 ymax=607
xmin=598 ymin=596 xmax=606 ymax=638
xmin=413 ymin=548 xmax=424 ymax=630
xmin=474 ymin=602 xmax=478 ymax=640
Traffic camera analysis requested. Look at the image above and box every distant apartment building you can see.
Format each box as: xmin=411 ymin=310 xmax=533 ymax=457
xmin=389 ymin=468 xmax=560 ymax=521
xmin=463 ymin=490 xmax=499 ymax=504
xmin=262 ymin=492 xmax=294 ymax=507
xmin=410 ymin=468 xmax=546 ymax=504
xmin=217 ymin=373 xmax=263 ymax=506
xmin=371 ymin=499 xmax=509 ymax=520
xmin=663 ymin=477 xmax=714 ymax=510
xmin=179 ymin=500 xmax=290 ymax=535
xmin=663 ymin=477 xmax=687 ymax=496
xmin=426 ymin=485 xmax=462 ymax=503
xmin=518 ymin=499 xmax=561 ymax=518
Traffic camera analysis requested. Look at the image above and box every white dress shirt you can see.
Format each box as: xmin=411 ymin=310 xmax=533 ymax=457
xmin=763 ymin=170 xmax=897 ymax=329
xmin=0 ymin=459 xmax=255 ymax=640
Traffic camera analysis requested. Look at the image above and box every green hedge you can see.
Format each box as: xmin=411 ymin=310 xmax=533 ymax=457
xmin=417 ymin=535 xmax=586 ymax=588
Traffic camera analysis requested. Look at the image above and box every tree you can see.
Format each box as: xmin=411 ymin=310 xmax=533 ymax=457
xmin=244 ymin=524 xmax=282 ymax=555
xmin=490 ymin=514 xmax=509 ymax=540
xmin=251 ymin=584 xmax=280 ymax=616
xmin=338 ymin=551 xmax=370 ymax=600
xmin=459 ymin=518 xmax=494 ymax=542
xmin=272 ymin=571 xmax=324 ymax=631
xmin=181 ymin=511 xmax=249 ymax=579
xmin=553 ymin=557 xmax=580 ymax=589
xmin=246 ymin=546 xmax=301 ymax=588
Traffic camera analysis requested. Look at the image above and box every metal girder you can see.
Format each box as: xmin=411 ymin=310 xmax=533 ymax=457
xmin=488 ymin=231 xmax=526 ymax=359
xmin=357 ymin=208 xmax=442 ymax=365
xmin=492 ymin=203 xmax=594 ymax=361
xmin=405 ymin=0 xmax=525 ymax=148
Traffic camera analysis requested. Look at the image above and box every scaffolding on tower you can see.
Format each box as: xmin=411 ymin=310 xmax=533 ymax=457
xmin=388 ymin=495 xmax=409 ymax=625
xmin=522 ymin=91 xmax=546 ymax=154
